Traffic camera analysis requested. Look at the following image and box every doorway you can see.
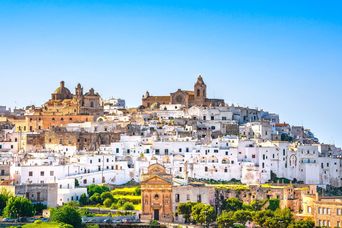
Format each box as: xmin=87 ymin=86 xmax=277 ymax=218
xmin=154 ymin=209 xmax=160 ymax=221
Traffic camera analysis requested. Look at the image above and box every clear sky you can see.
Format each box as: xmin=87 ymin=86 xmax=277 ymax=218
xmin=0 ymin=0 xmax=341 ymax=146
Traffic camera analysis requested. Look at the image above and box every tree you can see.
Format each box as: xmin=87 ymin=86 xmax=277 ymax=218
xmin=288 ymin=220 xmax=315 ymax=228
xmin=3 ymin=196 xmax=35 ymax=218
xmin=51 ymin=205 xmax=82 ymax=228
xmin=217 ymin=211 xmax=235 ymax=228
xmin=122 ymin=202 xmax=135 ymax=211
xmin=87 ymin=184 xmax=110 ymax=197
xmin=264 ymin=208 xmax=293 ymax=228
xmin=223 ymin=198 xmax=243 ymax=212
xmin=33 ymin=203 xmax=47 ymax=215
xmin=252 ymin=210 xmax=274 ymax=227
xmin=233 ymin=210 xmax=253 ymax=225
xmin=0 ymin=194 xmax=9 ymax=215
xmin=249 ymin=200 xmax=266 ymax=211
xmin=100 ymin=192 xmax=113 ymax=201
xmin=191 ymin=203 xmax=216 ymax=227
xmin=177 ymin=202 xmax=196 ymax=224
xmin=89 ymin=193 xmax=102 ymax=205
xmin=268 ymin=198 xmax=280 ymax=211
xmin=79 ymin=193 xmax=89 ymax=206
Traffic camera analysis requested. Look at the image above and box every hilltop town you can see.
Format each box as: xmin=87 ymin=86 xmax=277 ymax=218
xmin=0 ymin=76 xmax=341 ymax=227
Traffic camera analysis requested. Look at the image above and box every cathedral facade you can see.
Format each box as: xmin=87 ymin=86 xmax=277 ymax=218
xmin=142 ymin=76 xmax=225 ymax=108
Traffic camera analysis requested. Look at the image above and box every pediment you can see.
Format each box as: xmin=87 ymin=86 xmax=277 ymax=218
xmin=141 ymin=175 xmax=172 ymax=185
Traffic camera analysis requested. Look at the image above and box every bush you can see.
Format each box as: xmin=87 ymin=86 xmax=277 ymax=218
xmin=34 ymin=203 xmax=47 ymax=215
xmin=51 ymin=205 xmax=82 ymax=228
xmin=101 ymin=192 xmax=113 ymax=201
xmin=89 ymin=193 xmax=102 ymax=205
xmin=87 ymin=185 xmax=110 ymax=197
xmin=79 ymin=193 xmax=88 ymax=206
xmin=121 ymin=202 xmax=135 ymax=211
xmin=103 ymin=198 xmax=113 ymax=208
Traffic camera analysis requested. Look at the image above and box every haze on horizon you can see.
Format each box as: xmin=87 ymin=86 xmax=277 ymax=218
xmin=0 ymin=0 xmax=341 ymax=146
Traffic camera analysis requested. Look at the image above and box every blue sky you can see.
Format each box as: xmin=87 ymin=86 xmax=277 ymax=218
xmin=0 ymin=0 xmax=341 ymax=146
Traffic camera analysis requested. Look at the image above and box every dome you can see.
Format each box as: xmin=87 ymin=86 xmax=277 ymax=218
xmin=52 ymin=81 xmax=73 ymax=100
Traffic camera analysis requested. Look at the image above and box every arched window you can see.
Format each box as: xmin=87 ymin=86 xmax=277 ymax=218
xmin=90 ymin=101 xmax=94 ymax=107
xmin=197 ymin=89 xmax=201 ymax=97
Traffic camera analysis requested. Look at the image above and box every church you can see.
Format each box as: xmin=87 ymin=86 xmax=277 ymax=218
xmin=141 ymin=76 xmax=225 ymax=108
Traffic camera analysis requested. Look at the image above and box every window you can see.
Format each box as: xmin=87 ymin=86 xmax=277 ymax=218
xmin=40 ymin=171 xmax=44 ymax=176
xmin=50 ymin=171 xmax=54 ymax=176
xmin=205 ymin=167 xmax=208 ymax=172
xmin=29 ymin=171 xmax=33 ymax=177
xmin=197 ymin=195 xmax=202 ymax=203
xmin=98 ymin=159 xmax=101 ymax=162
xmin=155 ymin=149 xmax=160 ymax=155
xmin=165 ymin=149 xmax=169 ymax=155
xmin=175 ymin=194 xmax=180 ymax=202
xmin=187 ymin=194 xmax=190 ymax=201
xmin=116 ymin=148 xmax=120 ymax=153
xmin=179 ymin=148 xmax=182 ymax=152
xmin=211 ymin=116 xmax=214 ymax=120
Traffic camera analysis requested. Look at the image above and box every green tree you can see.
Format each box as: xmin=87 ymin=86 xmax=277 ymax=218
xmin=252 ymin=210 xmax=274 ymax=227
xmin=233 ymin=210 xmax=253 ymax=225
xmin=249 ymin=200 xmax=266 ymax=211
xmin=288 ymin=219 xmax=315 ymax=228
xmin=3 ymin=196 xmax=35 ymax=218
xmin=177 ymin=202 xmax=196 ymax=224
xmin=103 ymin=198 xmax=113 ymax=208
xmin=87 ymin=184 xmax=110 ymax=197
xmin=51 ymin=205 xmax=82 ymax=228
xmin=0 ymin=194 xmax=9 ymax=215
xmin=264 ymin=208 xmax=293 ymax=228
xmin=79 ymin=193 xmax=89 ymax=206
xmin=89 ymin=193 xmax=102 ymax=205
xmin=217 ymin=211 xmax=235 ymax=228
xmin=223 ymin=198 xmax=243 ymax=212
xmin=268 ymin=198 xmax=280 ymax=211
xmin=121 ymin=202 xmax=135 ymax=211
xmin=191 ymin=203 xmax=216 ymax=227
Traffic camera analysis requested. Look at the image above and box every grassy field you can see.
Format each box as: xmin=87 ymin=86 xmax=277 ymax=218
xmin=22 ymin=223 xmax=60 ymax=228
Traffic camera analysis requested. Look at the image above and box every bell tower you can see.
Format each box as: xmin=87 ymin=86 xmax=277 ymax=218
xmin=194 ymin=75 xmax=207 ymax=105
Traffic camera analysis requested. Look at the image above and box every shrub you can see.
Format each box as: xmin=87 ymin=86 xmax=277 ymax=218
xmin=103 ymin=198 xmax=113 ymax=208
xmin=121 ymin=202 xmax=135 ymax=211
xmin=51 ymin=205 xmax=82 ymax=228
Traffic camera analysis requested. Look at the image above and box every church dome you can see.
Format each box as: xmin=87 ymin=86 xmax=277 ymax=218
xmin=52 ymin=81 xmax=73 ymax=100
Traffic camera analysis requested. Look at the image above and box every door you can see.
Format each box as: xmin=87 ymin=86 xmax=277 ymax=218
xmin=154 ymin=209 xmax=160 ymax=221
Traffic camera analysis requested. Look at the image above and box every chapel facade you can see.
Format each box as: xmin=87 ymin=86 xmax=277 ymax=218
xmin=140 ymin=163 xmax=173 ymax=222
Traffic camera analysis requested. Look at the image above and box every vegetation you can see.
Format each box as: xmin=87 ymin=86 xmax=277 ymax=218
xmin=87 ymin=184 xmax=110 ymax=197
xmin=3 ymin=196 xmax=35 ymax=218
xmin=216 ymin=197 xmax=314 ymax=228
xmin=50 ymin=205 xmax=82 ymax=228
xmin=22 ymin=222 xmax=60 ymax=228
xmin=177 ymin=202 xmax=196 ymax=223
xmin=79 ymin=185 xmax=141 ymax=211
xmin=191 ymin=203 xmax=216 ymax=227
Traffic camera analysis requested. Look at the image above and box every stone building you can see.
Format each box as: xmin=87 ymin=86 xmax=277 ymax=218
xmin=142 ymin=76 xmax=225 ymax=108
xmin=141 ymin=163 xmax=173 ymax=222
xmin=0 ymin=183 xmax=58 ymax=208
xmin=299 ymin=192 xmax=342 ymax=227
xmin=44 ymin=127 xmax=120 ymax=151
